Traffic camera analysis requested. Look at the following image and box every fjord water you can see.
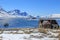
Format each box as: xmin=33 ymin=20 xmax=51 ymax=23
xmin=0 ymin=18 xmax=39 ymax=28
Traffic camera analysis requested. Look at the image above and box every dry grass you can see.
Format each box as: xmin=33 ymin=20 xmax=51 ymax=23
xmin=24 ymin=30 xmax=33 ymax=34
xmin=0 ymin=31 xmax=3 ymax=34
xmin=0 ymin=36 xmax=2 ymax=40
xmin=53 ymin=31 xmax=60 ymax=33
xmin=38 ymin=28 xmax=47 ymax=34
xmin=24 ymin=31 xmax=31 ymax=34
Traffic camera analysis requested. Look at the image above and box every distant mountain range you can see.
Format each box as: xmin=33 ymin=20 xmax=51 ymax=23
xmin=0 ymin=7 xmax=60 ymax=19
xmin=8 ymin=9 xmax=28 ymax=16
xmin=40 ymin=14 xmax=60 ymax=19
xmin=0 ymin=7 xmax=40 ymax=19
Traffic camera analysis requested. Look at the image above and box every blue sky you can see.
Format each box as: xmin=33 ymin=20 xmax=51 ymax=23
xmin=0 ymin=0 xmax=60 ymax=16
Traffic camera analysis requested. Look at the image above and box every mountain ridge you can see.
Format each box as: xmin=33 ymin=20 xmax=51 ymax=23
xmin=0 ymin=7 xmax=39 ymax=19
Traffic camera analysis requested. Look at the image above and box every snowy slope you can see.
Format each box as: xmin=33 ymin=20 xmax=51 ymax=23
xmin=40 ymin=14 xmax=60 ymax=19
xmin=49 ymin=14 xmax=60 ymax=18
xmin=0 ymin=7 xmax=10 ymax=17
xmin=1 ymin=29 xmax=59 ymax=40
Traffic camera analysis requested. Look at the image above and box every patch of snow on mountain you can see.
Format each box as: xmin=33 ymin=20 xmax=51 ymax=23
xmin=49 ymin=14 xmax=60 ymax=18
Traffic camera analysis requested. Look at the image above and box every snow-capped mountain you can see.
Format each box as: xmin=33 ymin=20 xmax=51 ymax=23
xmin=49 ymin=14 xmax=60 ymax=18
xmin=40 ymin=14 xmax=60 ymax=19
xmin=20 ymin=12 xmax=28 ymax=16
xmin=0 ymin=7 xmax=10 ymax=17
xmin=8 ymin=9 xmax=20 ymax=15
xmin=0 ymin=7 xmax=39 ymax=19
xmin=0 ymin=7 xmax=31 ymax=18
xmin=8 ymin=9 xmax=28 ymax=16
xmin=7 ymin=9 xmax=30 ymax=18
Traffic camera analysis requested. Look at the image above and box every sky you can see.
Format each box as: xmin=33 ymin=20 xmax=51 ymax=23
xmin=0 ymin=0 xmax=60 ymax=16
